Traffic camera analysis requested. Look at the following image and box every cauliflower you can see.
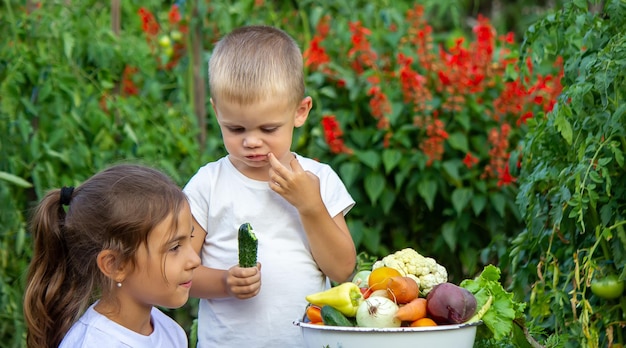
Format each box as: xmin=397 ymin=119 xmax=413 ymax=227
xmin=372 ymin=248 xmax=447 ymax=295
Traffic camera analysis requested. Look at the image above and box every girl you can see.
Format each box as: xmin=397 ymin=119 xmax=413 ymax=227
xmin=23 ymin=164 xmax=200 ymax=348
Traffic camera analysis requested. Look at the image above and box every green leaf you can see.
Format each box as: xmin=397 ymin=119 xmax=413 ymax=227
xmin=364 ymin=172 xmax=385 ymax=204
xmin=460 ymin=265 xmax=526 ymax=341
xmin=382 ymin=149 xmax=402 ymax=173
xmin=441 ymin=221 xmax=457 ymax=251
xmin=361 ymin=223 xmax=381 ymax=252
xmin=123 ymin=123 xmax=139 ymax=144
xmin=15 ymin=226 xmax=26 ymax=255
xmin=353 ymin=150 xmax=380 ymax=169
xmin=447 ymin=132 xmax=469 ymax=152
xmin=63 ymin=32 xmax=75 ymax=59
xmin=612 ymin=145 xmax=624 ymax=167
xmin=451 ymin=187 xmax=472 ymax=216
xmin=417 ymin=179 xmax=437 ymax=211
xmin=319 ymin=86 xmax=337 ymax=98
xmin=490 ymin=192 xmax=506 ymax=218
xmin=348 ymin=220 xmax=366 ymax=248
xmin=471 ymin=194 xmax=487 ymax=216
xmin=339 ymin=162 xmax=360 ymax=188
xmin=379 ymin=189 xmax=396 ymax=214
xmin=442 ymin=160 xmax=460 ymax=183
xmin=0 ymin=172 xmax=33 ymax=188
xmin=588 ymin=170 xmax=602 ymax=183
xmin=554 ymin=112 xmax=573 ymax=145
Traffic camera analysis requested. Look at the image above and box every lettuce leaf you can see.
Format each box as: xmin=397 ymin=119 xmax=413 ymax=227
xmin=460 ymin=265 xmax=526 ymax=341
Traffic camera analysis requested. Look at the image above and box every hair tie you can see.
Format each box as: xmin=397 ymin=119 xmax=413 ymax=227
xmin=60 ymin=186 xmax=74 ymax=206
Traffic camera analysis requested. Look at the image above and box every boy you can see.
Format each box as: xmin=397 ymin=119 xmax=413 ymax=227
xmin=184 ymin=25 xmax=357 ymax=347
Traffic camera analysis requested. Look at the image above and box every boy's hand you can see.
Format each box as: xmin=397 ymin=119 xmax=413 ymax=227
xmin=267 ymin=153 xmax=323 ymax=214
xmin=225 ymin=263 xmax=261 ymax=299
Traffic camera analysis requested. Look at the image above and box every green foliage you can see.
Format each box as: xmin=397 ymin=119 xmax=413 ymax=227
xmin=298 ymin=3 xmax=562 ymax=284
xmin=514 ymin=0 xmax=626 ymax=346
xmin=0 ymin=1 xmax=212 ymax=345
xmin=0 ymin=0 xmax=578 ymax=347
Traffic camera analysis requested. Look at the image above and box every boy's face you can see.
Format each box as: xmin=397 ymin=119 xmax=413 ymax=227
xmin=212 ymin=96 xmax=312 ymax=181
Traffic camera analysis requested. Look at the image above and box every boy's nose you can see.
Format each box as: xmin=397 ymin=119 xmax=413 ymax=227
xmin=243 ymin=136 xmax=262 ymax=148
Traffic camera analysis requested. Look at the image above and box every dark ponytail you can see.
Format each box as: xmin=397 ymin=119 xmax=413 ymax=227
xmin=23 ymin=164 xmax=186 ymax=348
xmin=24 ymin=188 xmax=88 ymax=348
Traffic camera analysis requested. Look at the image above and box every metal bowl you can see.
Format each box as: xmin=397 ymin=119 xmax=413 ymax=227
xmin=293 ymin=320 xmax=481 ymax=348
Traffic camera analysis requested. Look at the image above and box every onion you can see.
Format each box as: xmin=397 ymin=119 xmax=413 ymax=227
xmin=355 ymin=296 xmax=402 ymax=328
xmin=368 ymin=289 xmax=390 ymax=299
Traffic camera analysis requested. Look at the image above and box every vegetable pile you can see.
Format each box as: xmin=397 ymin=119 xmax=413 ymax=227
xmin=302 ymin=248 xmax=526 ymax=341
xmin=372 ymin=248 xmax=447 ymax=295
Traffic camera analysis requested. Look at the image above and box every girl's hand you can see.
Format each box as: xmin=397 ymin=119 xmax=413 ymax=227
xmin=225 ymin=263 xmax=261 ymax=299
xmin=267 ymin=153 xmax=323 ymax=215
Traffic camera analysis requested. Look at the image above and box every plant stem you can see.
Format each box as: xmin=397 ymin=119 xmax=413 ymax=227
xmin=513 ymin=318 xmax=545 ymax=348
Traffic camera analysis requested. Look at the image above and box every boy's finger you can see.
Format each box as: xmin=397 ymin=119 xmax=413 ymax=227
xmin=289 ymin=156 xmax=304 ymax=172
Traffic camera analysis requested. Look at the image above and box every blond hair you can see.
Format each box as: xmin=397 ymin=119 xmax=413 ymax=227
xmin=209 ymin=25 xmax=305 ymax=107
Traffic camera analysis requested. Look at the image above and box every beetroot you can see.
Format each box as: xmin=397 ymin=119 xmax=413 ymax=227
xmin=426 ymin=282 xmax=477 ymax=324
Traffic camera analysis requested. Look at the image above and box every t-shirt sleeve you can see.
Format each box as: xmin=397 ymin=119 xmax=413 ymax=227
xmin=319 ymin=164 xmax=355 ymax=218
xmin=183 ymin=166 xmax=211 ymax=233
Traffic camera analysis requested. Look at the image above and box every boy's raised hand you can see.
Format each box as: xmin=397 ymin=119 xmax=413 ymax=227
xmin=267 ymin=153 xmax=323 ymax=214
xmin=225 ymin=263 xmax=262 ymax=299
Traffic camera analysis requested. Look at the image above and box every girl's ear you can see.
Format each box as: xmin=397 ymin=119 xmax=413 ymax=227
xmin=96 ymin=250 xmax=127 ymax=283
xmin=294 ymin=96 xmax=313 ymax=128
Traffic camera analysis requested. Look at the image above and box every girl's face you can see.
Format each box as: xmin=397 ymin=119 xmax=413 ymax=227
xmin=121 ymin=201 xmax=200 ymax=310
xmin=213 ymin=96 xmax=312 ymax=181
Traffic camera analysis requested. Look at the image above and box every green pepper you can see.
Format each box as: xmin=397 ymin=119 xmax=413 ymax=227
xmin=305 ymin=282 xmax=363 ymax=317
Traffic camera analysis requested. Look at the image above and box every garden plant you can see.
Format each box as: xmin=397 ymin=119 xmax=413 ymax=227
xmin=1 ymin=0 xmax=623 ymax=347
xmin=513 ymin=0 xmax=626 ymax=346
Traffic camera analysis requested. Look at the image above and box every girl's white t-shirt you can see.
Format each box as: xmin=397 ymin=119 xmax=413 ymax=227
xmin=59 ymin=302 xmax=188 ymax=348
xmin=184 ymin=154 xmax=355 ymax=347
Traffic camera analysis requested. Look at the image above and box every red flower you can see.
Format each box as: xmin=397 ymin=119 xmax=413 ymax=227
xmin=420 ymin=116 xmax=448 ymax=166
xmin=463 ymin=153 xmax=479 ymax=168
xmin=321 ymin=115 xmax=352 ymax=154
xmin=517 ymin=111 xmax=534 ymax=125
xmin=138 ymin=8 xmax=159 ymax=37
xmin=121 ymin=66 xmax=139 ymax=96
xmin=497 ymin=162 xmax=516 ymax=187
xmin=303 ymin=36 xmax=330 ymax=70
xmin=348 ymin=21 xmax=377 ymax=73
xmin=367 ymin=85 xmax=391 ymax=129
xmin=168 ymin=4 xmax=182 ymax=25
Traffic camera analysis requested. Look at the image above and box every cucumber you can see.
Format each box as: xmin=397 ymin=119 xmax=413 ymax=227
xmin=320 ymin=305 xmax=354 ymax=327
xmin=238 ymin=222 xmax=258 ymax=267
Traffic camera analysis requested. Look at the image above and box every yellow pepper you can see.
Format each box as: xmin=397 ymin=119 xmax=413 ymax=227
xmin=305 ymin=282 xmax=363 ymax=317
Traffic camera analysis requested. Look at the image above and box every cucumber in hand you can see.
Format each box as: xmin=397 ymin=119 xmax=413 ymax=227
xmin=238 ymin=222 xmax=258 ymax=268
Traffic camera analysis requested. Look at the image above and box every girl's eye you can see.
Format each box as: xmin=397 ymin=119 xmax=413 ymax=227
xmin=170 ymin=244 xmax=181 ymax=252
xmin=262 ymin=127 xmax=278 ymax=133
xmin=228 ymin=127 xmax=244 ymax=133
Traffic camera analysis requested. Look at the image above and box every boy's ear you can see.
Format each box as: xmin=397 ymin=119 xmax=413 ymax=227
xmin=210 ymin=98 xmax=218 ymax=118
xmin=294 ymin=96 xmax=312 ymax=128
xmin=96 ymin=250 xmax=128 ymax=283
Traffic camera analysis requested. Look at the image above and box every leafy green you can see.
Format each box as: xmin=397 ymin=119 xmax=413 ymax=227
xmin=460 ymin=265 xmax=526 ymax=341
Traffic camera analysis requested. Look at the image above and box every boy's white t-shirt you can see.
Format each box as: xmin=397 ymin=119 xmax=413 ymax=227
xmin=59 ymin=302 xmax=188 ymax=348
xmin=184 ymin=154 xmax=355 ymax=347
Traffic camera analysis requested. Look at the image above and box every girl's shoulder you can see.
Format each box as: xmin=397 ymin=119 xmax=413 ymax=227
xmin=150 ymin=307 xmax=188 ymax=345
xmin=60 ymin=305 xmax=187 ymax=348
